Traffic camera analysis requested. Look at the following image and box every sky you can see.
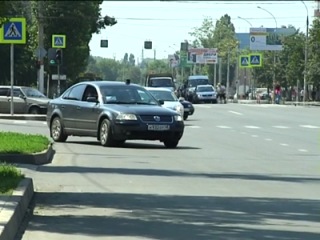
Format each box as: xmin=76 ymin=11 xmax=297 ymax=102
xmin=88 ymin=1 xmax=316 ymax=62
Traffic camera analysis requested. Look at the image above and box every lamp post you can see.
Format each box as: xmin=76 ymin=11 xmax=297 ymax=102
xmin=238 ymin=16 xmax=253 ymax=99
xmin=257 ymin=6 xmax=278 ymax=103
xmin=301 ymin=1 xmax=309 ymax=103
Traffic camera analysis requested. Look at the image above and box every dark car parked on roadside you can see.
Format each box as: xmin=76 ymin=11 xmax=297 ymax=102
xmin=46 ymin=80 xmax=185 ymax=148
xmin=0 ymin=86 xmax=50 ymax=114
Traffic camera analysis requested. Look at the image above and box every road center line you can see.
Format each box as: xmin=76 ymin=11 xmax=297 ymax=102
xmin=229 ymin=111 xmax=243 ymax=115
xmin=280 ymin=143 xmax=289 ymax=146
xmin=13 ymin=120 xmax=27 ymax=124
xmin=298 ymin=149 xmax=308 ymax=152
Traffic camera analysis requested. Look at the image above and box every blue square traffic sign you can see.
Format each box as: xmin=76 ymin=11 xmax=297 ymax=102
xmin=249 ymin=54 xmax=262 ymax=67
xmin=3 ymin=22 xmax=23 ymax=41
xmin=52 ymin=35 xmax=66 ymax=48
xmin=239 ymin=55 xmax=250 ymax=68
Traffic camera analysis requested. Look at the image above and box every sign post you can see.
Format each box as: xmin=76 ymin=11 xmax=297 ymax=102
xmin=0 ymin=18 xmax=27 ymax=115
xmin=52 ymin=35 xmax=66 ymax=96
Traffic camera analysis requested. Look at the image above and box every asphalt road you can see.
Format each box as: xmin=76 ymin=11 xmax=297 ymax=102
xmin=0 ymin=103 xmax=319 ymax=240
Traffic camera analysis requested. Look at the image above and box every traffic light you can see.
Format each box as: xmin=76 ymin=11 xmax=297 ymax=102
xmin=55 ymin=49 xmax=62 ymax=65
xmin=180 ymin=42 xmax=188 ymax=51
xmin=144 ymin=41 xmax=152 ymax=49
xmin=48 ymin=48 xmax=57 ymax=65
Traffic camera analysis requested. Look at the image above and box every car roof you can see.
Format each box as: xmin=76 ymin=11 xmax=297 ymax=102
xmin=197 ymin=84 xmax=213 ymax=88
xmin=145 ymin=87 xmax=172 ymax=92
xmin=75 ymin=81 xmax=142 ymax=88
xmin=188 ymin=75 xmax=209 ymax=80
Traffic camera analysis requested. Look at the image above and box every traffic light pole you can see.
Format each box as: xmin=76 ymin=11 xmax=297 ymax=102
xmin=38 ymin=1 xmax=45 ymax=94
xmin=57 ymin=63 xmax=61 ymax=96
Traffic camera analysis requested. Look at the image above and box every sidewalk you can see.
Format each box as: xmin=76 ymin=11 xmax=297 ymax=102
xmin=232 ymin=99 xmax=320 ymax=107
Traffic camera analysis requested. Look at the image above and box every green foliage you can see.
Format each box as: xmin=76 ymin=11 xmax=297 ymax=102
xmin=307 ymin=18 xmax=320 ymax=86
xmin=0 ymin=164 xmax=24 ymax=194
xmin=0 ymin=1 xmax=106 ymax=86
xmin=0 ymin=132 xmax=50 ymax=154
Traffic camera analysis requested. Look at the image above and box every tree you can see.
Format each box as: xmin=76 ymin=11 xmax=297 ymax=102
xmin=129 ymin=53 xmax=135 ymax=66
xmin=307 ymin=18 xmax=320 ymax=87
xmin=123 ymin=53 xmax=128 ymax=64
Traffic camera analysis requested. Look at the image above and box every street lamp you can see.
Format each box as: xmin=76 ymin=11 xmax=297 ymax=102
xmin=301 ymin=0 xmax=309 ymax=103
xmin=237 ymin=16 xmax=253 ymax=27
xmin=257 ymin=6 xmax=278 ymax=102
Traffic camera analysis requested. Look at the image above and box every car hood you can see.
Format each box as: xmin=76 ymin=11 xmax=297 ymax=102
xmin=162 ymin=101 xmax=181 ymax=109
xmin=27 ymin=97 xmax=51 ymax=104
xmin=103 ymin=104 xmax=177 ymax=115
xmin=180 ymin=100 xmax=193 ymax=106
xmin=197 ymin=91 xmax=216 ymax=95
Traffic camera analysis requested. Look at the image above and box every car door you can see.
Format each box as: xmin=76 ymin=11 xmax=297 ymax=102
xmin=76 ymin=85 xmax=101 ymax=135
xmin=0 ymin=87 xmax=10 ymax=113
xmin=10 ymin=88 xmax=28 ymax=114
xmin=59 ymin=84 xmax=86 ymax=131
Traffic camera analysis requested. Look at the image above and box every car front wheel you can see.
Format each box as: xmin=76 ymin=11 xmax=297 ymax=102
xmin=183 ymin=113 xmax=188 ymax=120
xmin=99 ymin=119 xmax=116 ymax=147
xmin=163 ymin=138 xmax=179 ymax=148
xmin=50 ymin=117 xmax=68 ymax=142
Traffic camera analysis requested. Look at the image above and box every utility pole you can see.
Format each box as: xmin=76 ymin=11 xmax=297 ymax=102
xmin=218 ymin=57 xmax=222 ymax=84
xmin=214 ymin=62 xmax=217 ymax=86
xmin=226 ymin=48 xmax=230 ymax=99
xmin=38 ymin=1 xmax=45 ymax=94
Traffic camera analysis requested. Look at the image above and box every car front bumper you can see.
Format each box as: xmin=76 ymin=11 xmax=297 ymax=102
xmin=112 ymin=121 xmax=184 ymax=141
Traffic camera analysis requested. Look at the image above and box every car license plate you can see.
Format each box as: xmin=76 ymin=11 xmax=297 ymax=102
xmin=148 ymin=125 xmax=170 ymax=131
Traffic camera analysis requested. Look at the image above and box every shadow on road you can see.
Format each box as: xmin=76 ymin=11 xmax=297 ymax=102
xmin=36 ymin=166 xmax=320 ymax=184
xmin=17 ymin=192 xmax=320 ymax=240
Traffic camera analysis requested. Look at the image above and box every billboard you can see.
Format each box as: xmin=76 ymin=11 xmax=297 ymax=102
xmin=168 ymin=54 xmax=179 ymax=68
xmin=249 ymin=27 xmax=296 ymax=51
xmin=188 ymin=48 xmax=218 ymax=64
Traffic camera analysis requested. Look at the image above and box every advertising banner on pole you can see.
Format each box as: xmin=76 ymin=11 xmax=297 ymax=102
xmin=249 ymin=27 xmax=295 ymax=51
xmin=188 ymin=48 xmax=218 ymax=64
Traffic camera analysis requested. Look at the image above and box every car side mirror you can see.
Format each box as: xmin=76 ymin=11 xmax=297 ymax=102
xmin=178 ymin=97 xmax=184 ymax=102
xmin=19 ymin=94 xmax=26 ymax=99
xmin=87 ymin=96 xmax=99 ymax=103
xmin=158 ymin=99 xmax=164 ymax=105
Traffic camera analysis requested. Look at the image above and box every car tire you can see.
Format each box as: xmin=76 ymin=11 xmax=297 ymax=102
xmin=163 ymin=138 xmax=179 ymax=148
xmin=29 ymin=106 xmax=40 ymax=114
xmin=183 ymin=113 xmax=188 ymax=120
xmin=99 ymin=118 xmax=116 ymax=147
xmin=50 ymin=116 xmax=68 ymax=142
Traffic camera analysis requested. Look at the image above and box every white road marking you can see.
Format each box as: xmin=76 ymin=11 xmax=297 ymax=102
xmin=43 ymin=122 xmax=47 ymax=125
xmin=300 ymin=125 xmax=320 ymax=129
xmin=187 ymin=125 xmax=201 ymax=129
xmin=298 ymin=149 xmax=308 ymax=152
xmin=216 ymin=126 xmax=231 ymax=129
xmin=272 ymin=126 xmax=290 ymax=129
xmin=244 ymin=126 xmax=261 ymax=129
xmin=280 ymin=143 xmax=289 ymax=146
xmin=13 ymin=120 xmax=27 ymax=124
xmin=229 ymin=111 xmax=243 ymax=115
xmin=265 ymin=138 xmax=272 ymax=141
xmin=251 ymin=135 xmax=258 ymax=138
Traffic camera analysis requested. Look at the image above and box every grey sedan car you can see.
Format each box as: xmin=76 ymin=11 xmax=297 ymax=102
xmin=0 ymin=86 xmax=50 ymax=114
xmin=46 ymin=80 xmax=185 ymax=148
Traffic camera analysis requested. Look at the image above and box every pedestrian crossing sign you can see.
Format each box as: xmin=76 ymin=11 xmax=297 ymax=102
xmin=239 ymin=55 xmax=251 ymax=68
xmin=249 ymin=53 xmax=262 ymax=67
xmin=52 ymin=34 xmax=66 ymax=48
xmin=0 ymin=18 xmax=26 ymax=44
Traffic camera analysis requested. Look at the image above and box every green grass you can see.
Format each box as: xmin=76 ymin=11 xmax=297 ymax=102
xmin=0 ymin=163 xmax=24 ymax=194
xmin=0 ymin=131 xmax=50 ymax=154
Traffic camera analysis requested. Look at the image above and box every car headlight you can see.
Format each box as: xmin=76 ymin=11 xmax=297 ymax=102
xmin=174 ymin=115 xmax=183 ymax=121
xmin=197 ymin=94 xmax=201 ymax=97
xmin=175 ymin=105 xmax=183 ymax=112
xmin=116 ymin=113 xmax=137 ymax=120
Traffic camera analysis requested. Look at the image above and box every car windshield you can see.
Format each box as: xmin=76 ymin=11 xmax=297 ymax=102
xmin=149 ymin=78 xmax=174 ymax=87
xmin=149 ymin=90 xmax=178 ymax=101
xmin=188 ymin=79 xmax=209 ymax=87
xmin=100 ymin=86 xmax=159 ymax=105
xmin=21 ymin=87 xmax=47 ymax=98
xmin=197 ymin=86 xmax=214 ymax=92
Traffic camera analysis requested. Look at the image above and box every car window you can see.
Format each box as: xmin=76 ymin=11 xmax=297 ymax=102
xmin=21 ymin=87 xmax=46 ymax=98
xmin=100 ymin=86 xmax=158 ymax=105
xmin=149 ymin=90 xmax=176 ymax=101
xmin=0 ymin=88 xmax=8 ymax=96
xmin=12 ymin=88 xmax=23 ymax=97
xmin=82 ymin=86 xmax=98 ymax=101
xmin=197 ymin=86 xmax=214 ymax=92
xmin=65 ymin=84 xmax=86 ymax=101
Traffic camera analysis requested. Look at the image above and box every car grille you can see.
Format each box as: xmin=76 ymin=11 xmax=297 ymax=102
xmin=139 ymin=115 xmax=173 ymax=123
xmin=201 ymin=94 xmax=213 ymax=97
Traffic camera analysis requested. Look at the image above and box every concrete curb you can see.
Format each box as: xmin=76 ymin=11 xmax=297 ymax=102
xmin=0 ymin=178 xmax=34 ymax=240
xmin=0 ymin=115 xmax=46 ymax=121
xmin=0 ymin=143 xmax=55 ymax=165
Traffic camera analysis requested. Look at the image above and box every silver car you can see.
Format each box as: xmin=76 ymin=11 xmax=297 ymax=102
xmin=192 ymin=84 xmax=217 ymax=103
xmin=145 ymin=87 xmax=184 ymax=117
xmin=0 ymin=86 xmax=51 ymax=114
